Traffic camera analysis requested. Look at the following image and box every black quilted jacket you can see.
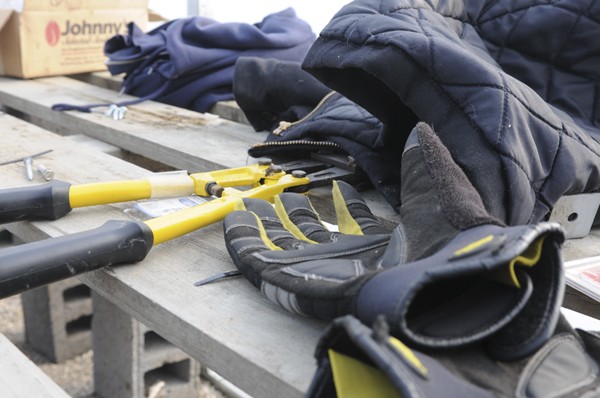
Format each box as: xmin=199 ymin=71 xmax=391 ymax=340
xmin=238 ymin=58 xmax=404 ymax=209
xmin=297 ymin=0 xmax=600 ymax=226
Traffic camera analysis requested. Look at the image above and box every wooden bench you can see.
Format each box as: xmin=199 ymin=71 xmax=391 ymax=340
xmin=0 ymin=73 xmax=598 ymax=397
xmin=0 ymin=86 xmax=323 ymax=397
xmin=0 ymin=332 xmax=69 ymax=397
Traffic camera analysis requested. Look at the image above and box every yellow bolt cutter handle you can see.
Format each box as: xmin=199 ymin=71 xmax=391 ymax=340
xmin=147 ymin=173 xmax=309 ymax=244
xmin=0 ymin=162 xmax=278 ymax=222
xmin=0 ymin=163 xmax=310 ymax=299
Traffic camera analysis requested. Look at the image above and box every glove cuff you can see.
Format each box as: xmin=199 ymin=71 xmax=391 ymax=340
xmin=307 ymin=315 xmax=493 ymax=398
xmin=356 ymin=222 xmax=565 ymax=360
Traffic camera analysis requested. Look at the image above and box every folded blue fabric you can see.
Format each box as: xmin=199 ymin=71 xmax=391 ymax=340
xmin=53 ymin=8 xmax=315 ymax=114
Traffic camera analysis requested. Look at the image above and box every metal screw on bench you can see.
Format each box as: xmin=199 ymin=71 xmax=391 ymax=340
xmin=194 ymin=270 xmax=242 ymax=286
xmin=105 ymin=104 xmax=128 ymax=120
xmin=23 ymin=157 xmax=34 ymax=180
xmin=0 ymin=149 xmax=53 ymax=181
xmin=37 ymin=164 xmax=55 ymax=181
xmin=291 ymin=170 xmax=307 ymax=178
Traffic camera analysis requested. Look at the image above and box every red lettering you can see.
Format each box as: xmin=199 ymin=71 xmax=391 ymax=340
xmin=45 ymin=21 xmax=60 ymax=46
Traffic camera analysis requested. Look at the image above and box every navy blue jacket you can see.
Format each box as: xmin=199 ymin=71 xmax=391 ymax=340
xmin=103 ymin=8 xmax=315 ymax=112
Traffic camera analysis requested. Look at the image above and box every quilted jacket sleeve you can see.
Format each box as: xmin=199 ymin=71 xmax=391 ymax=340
xmin=301 ymin=0 xmax=600 ymax=225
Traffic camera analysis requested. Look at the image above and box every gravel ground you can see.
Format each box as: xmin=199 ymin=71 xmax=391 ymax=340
xmin=0 ymin=231 xmax=226 ymax=398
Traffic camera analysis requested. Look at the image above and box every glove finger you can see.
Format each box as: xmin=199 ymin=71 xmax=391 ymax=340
xmin=274 ymin=193 xmax=337 ymax=243
xmin=239 ymin=198 xmax=309 ymax=250
xmin=223 ymin=210 xmax=280 ymax=288
xmin=332 ymin=180 xmax=388 ymax=235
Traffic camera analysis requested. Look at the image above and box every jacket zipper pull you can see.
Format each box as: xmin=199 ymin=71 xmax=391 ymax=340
xmin=271 ymin=92 xmax=337 ymax=137
xmin=273 ymin=121 xmax=292 ymax=136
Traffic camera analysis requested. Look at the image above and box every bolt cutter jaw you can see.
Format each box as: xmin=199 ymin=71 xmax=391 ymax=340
xmin=278 ymin=153 xmax=363 ymax=193
xmin=187 ymin=155 xmax=362 ymax=197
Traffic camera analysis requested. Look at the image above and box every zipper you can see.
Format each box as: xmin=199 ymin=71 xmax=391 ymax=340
xmin=250 ymin=140 xmax=341 ymax=151
xmin=272 ymin=91 xmax=337 ymax=136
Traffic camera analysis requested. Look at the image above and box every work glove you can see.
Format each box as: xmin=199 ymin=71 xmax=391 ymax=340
xmin=224 ymin=177 xmax=392 ymax=321
xmin=307 ymin=314 xmax=600 ymax=398
xmin=224 ymin=123 xmax=565 ymax=360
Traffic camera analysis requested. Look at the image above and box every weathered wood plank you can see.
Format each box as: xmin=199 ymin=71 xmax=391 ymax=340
xmin=210 ymin=100 xmax=250 ymax=125
xmin=564 ymin=231 xmax=600 ymax=260
xmin=0 ymin=333 xmax=69 ymax=397
xmin=72 ymin=72 xmax=251 ymax=124
xmin=0 ymin=112 xmax=321 ymax=398
xmin=0 ymin=76 xmax=265 ymax=173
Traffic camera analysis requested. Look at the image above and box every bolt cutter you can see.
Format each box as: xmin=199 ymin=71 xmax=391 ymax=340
xmin=0 ymin=156 xmax=360 ymax=299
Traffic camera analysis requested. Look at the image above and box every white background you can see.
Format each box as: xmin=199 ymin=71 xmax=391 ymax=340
xmin=147 ymin=0 xmax=349 ymax=34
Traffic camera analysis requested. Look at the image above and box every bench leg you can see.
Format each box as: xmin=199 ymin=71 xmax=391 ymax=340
xmin=92 ymin=292 xmax=201 ymax=398
xmin=22 ymin=279 xmax=92 ymax=363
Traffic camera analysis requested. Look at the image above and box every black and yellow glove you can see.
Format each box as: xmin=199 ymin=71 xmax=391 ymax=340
xmin=307 ymin=315 xmax=600 ymax=398
xmin=224 ymin=123 xmax=565 ymax=361
xmin=223 ymin=179 xmax=391 ymax=320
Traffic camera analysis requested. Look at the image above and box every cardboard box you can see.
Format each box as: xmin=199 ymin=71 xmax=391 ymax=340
xmin=0 ymin=0 xmax=148 ymax=78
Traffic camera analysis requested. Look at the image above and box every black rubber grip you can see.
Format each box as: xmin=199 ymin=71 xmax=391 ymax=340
xmin=0 ymin=220 xmax=154 ymax=299
xmin=0 ymin=180 xmax=72 ymax=223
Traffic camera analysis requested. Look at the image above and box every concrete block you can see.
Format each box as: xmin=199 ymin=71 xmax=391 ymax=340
xmin=21 ymin=279 xmax=93 ymax=363
xmin=92 ymin=292 xmax=201 ymax=398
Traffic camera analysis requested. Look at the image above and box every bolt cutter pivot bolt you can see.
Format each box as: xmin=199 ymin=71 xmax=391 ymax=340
xmin=265 ymin=165 xmax=283 ymax=176
xmin=291 ymin=170 xmax=307 ymax=178
xmin=205 ymin=182 xmax=224 ymax=197
xmin=258 ymin=158 xmax=273 ymax=166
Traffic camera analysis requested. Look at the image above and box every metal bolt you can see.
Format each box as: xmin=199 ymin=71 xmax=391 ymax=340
xmin=105 ymin=104 xmax=117 ymax=117
xmin=257 ymin=158 xmax=273 ymax=166
xmin=291 ymin=170 xmax=307 ymax=178
xmin=265 ymin=165 xmax=283 ymax=176
xmin=115 ymin=106 xmax=128 ymax=120
xmin=37 ymin=164 xmax=55 ymax=181
xmin=105 ymin=104 xmax=127 ymax=120
xmin=23 ymin=157 xmax=33 ymax=180
xmin=205 ymin=182 xmax=224 ymax=197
